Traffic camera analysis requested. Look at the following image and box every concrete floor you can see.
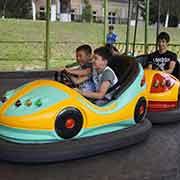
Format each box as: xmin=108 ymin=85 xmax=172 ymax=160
xmin=0 ymin=123 xmax=180 ymax=180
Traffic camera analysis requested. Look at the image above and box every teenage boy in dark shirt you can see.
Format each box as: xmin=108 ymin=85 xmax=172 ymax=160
xmin=147 ymin=32 xmax=177 ymax=74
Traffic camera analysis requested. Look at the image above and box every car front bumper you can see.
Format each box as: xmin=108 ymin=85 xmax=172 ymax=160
xmin=0 ymin=125 xmax=59 ymax=144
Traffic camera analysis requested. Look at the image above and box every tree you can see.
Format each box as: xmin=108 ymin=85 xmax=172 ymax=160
xmin=0 ymin=0 xmax=31 ymax=19
xmin=82 ymin=0 xmax=92 ymax=23
xmin=0 ymin=0 xmax=7 ymax=17
xmin=160 ymin=0 xmax=180 ymax=26
xmin=138 ymin=0 xmax=180 ymax=26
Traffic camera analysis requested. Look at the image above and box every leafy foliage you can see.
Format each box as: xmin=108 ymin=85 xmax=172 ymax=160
xmin=0 ymin=0 xmax=31 ymax=19
xmin=136 ymin=0 xmax=180 ymax=26
xmin=82 ymin=0 xmax=92 ymax=23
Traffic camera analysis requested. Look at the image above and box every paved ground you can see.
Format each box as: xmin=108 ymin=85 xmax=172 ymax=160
xmin=0 ymin=122 xmax=180 ymax=180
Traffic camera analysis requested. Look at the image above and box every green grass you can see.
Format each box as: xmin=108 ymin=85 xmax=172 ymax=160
xmin=1 ymin=19 xmax=180 ymax=43
xmin=0 ymin=19 xmax=180 ymax=71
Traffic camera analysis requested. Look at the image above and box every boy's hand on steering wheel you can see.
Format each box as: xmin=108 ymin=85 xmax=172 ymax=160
xmin=64 ymin=68 xmax=71 ymax=74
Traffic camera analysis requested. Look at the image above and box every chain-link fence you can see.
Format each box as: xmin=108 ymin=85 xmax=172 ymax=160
xmin=0 ymin=40 xmax=180 ymax=71
xmin=0 ymin=0 xmax=180 ymax=71
xmin=0 ymin=41 xmax=45 ymax=71
xmin=49 ymin=41 xmax=101 ymax=68
xmin=115 ymin=43 xmax=180 ymax=58
xmin=0 ymin=17 xmax=180 ymax=71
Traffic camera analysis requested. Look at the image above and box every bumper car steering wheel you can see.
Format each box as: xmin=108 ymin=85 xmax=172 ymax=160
xmin=60 ymin=70 xmax=77 ymax=88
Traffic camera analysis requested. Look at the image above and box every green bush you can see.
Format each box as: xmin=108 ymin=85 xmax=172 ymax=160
xmin=82 ymin=0 xmax=92 ymax=23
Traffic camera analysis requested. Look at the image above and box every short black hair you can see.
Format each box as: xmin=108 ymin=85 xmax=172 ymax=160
xmin=157 ymin=32 xmax=170 ymax=43
xmin=94 ymin=46 xmax=112 ymax=61
xmin=109 ymin=25 xmax=114 ymax=30
xmin=105 ymin=44 xmax=119 ymax=53
xmin=76 ymin=44 xmax=92 ymax=55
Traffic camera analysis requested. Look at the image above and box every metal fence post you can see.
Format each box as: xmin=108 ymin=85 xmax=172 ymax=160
xmin=156 ymin=0 xmax=161 ymax=50
xmin=45 ymin=0 xmax=50 ymax=70
xmin=104 ymin=0 xmax=108 ymax=45
xmin=145 ymin=0 xmax=149 ymax=54
xmin=133 ymin=1 xmax=139 ymax=56
xmin=125 ymin=0 xmax=131 ymax=55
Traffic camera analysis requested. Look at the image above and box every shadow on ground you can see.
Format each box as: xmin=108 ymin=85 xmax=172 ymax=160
xmin=0 ymin=123 xmax=180 ymax=180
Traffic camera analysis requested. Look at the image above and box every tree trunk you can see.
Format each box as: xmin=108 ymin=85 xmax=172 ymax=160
xmin=2 ymin=0 xmax=7 ymax=19
xmin=178 ymin=21 xmax=180 ymax=28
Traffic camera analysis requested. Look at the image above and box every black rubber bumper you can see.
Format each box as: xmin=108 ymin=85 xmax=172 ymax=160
xmin=0 ymin=119 xmax=151 ymax=163
xmin=147 ymin=99 xmax=180 ymax=124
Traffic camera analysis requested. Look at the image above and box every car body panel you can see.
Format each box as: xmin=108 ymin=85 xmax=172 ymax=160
xmin=144 ymin=69 xmax=179 ymax=102
xmin=0 ymin=65 xmax=147 ymax=143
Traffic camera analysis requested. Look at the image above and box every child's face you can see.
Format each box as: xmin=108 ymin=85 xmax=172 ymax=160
xmin=93 ymin=54 xmax=107 ymax=71
xmin=76 ymin=50 xmax=91 ymax=65
xmin=109 ymin=28 xmax=113 ymax=34
xmin=158 ymin=39 xmax=168 ymax=52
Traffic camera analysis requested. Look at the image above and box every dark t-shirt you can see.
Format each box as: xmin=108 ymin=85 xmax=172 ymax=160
xmin=148 ymin=50 xmax=177 ymax=71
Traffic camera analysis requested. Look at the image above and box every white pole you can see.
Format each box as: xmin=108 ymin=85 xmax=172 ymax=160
xmin=80 ymin=0 xmax=83 ymax=15
xmin=57 ymin=0 xmax=60 ymax=20
xmin=165 ymin=10 xmax=169 ymax=28
xmin=32 ymin=0 xmax=36 ymax=21
xmin=51 ymin=2 xmax=57 ymax=21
